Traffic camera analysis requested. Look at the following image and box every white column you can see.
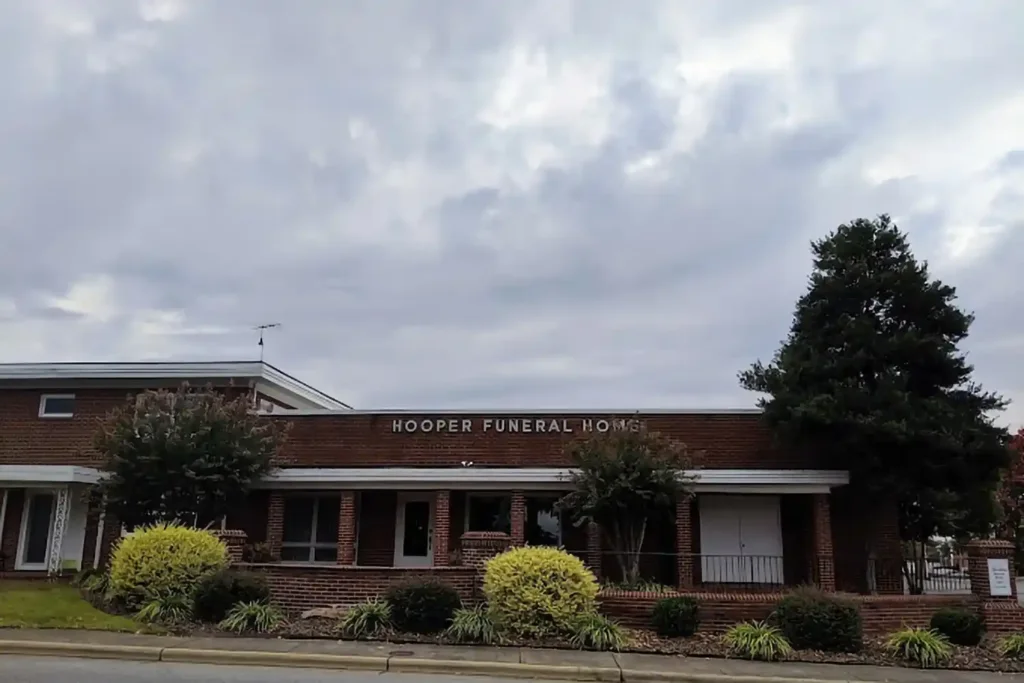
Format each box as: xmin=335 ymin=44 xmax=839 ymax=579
xmin=47 ymin=486 xmax=70 ymax=576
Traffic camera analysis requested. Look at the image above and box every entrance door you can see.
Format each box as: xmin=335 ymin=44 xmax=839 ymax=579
xmin=394 ymin=494 xmax=434 ymax=567
xmin=17 ymin=491 xmax=56 ymax=570
xmin=698 ymin=495 xmax=783 ymax=584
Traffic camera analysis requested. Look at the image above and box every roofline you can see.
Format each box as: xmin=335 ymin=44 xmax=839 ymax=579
xmin=0 ymin=361 xmax=350 ymax=411
xmin=260 ymin=408 xmax=763 ymax=417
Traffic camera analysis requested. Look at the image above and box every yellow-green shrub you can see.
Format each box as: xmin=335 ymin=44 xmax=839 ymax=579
xmin=109 ymin=523 xmax=228 ymax=606
xmin=483 ymin=546 xmax=599 ymax=638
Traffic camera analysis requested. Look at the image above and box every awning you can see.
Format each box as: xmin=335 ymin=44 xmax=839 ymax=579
xmin=0 ymin=465 xmax=102 ymax=485
xmin=256 ymin=467 xmax=849 ymax=493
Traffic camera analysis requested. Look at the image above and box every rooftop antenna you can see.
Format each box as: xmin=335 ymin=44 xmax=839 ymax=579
xmin=253 ymin=323 xmax=281 ymax=362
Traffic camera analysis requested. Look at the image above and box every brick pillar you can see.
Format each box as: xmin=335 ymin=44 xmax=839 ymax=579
xmin=810 ymin=494 xmax=836 ymax=591
xmin=872 ymin=500 xmax=904 ymax=594
xmin=213 ymin=530 xmax=248 ymax=564
xmin=338 ymin=491 xmax=356 ymax=565
xmin=586 ymin=522 xmax=602 ymax=579
xmin=510 ymin=491 xmax=526 ymax=546
xmin=676 ymin=496 xmax=694 ymax=589
xmin=433 ymin=490 xmax=451 ymax=567
xmin=267 ymin=492 xmax=284 ymax=560
xmin=967 ymin=539 xmax=1017 ymax=601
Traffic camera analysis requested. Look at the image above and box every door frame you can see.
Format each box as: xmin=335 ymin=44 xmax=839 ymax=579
xmin=16 ymin=488 xmax=58 ymax=571
xmin=393 ymin=493 xmax=435 ymax=568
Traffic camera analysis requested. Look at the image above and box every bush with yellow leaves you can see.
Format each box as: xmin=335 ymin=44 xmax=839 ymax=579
xmin=483 ymin=546 xmax=599 ymax=638
xmin=109 ymin=522 xmax=228 ymax=608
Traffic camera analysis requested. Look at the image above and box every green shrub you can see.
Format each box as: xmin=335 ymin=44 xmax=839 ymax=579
xmin=81 ymin=571 xmax=110 ymax=598
xmin=771 ymin=586 xmax=862 ymax=652
xmin=483 ymin=546 xmax=599 ymax=638
xmin=445 ymin=604 xmax=499 ymax=645
xmin=72 ymin=568 xmax=100 ymax=587
xmin=109 ymin=523 xmax=228 ymax=608
xmin=219 ymin=601 xmax=286 ymax=634
xmin=192 ymin=570 xmax=270 ymax=623
xmin=885 ymin=627 xmax=951 ymax=668
xmin=651 ymin=596 xmax=699 ymax=638
xmin=723 ymin=621 xmax=792 ymax=661
xmin=929 ymin=607 xmax=984 ymax=646
xmin=340 ymin=599 xmax=392 ymax=639
xmin=568 ymin=613 xmax=627 ymax=651
xmin=385 ymin=581 xmax=462 ymax=634
xmin=997 ymin=633 xmax=1024 ymax=659
xmin=135 ymin=593 xmax=193 ymax=625
xmin=603 ymin=579 xmax=674 ymax=594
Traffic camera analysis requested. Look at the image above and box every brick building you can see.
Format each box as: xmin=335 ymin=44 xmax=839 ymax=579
xmin=0 ymin=360 xmax=909 ymax=601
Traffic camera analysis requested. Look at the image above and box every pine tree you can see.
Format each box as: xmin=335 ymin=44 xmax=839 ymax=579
xmin=740 ymin=216 xmax=1009 ymax=550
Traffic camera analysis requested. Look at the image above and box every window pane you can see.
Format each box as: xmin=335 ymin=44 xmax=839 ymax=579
xmin=468 ymin=496 xmax=511 ymax=534
xmin=315 ymin=496 xmax=340 ymax=544
xmin=280 ymin=546 xmax=310 ymax=562
xmin=23 ymin=494 xmax=55 ymax=564
xmin=527 ymin=497 xmax=561 ymax=546
xmin=282 ymin=498 xmax=314 ymax=543
xmin=42 ymin=396 xmax=75 ymax=415
xmin=314 ymin=546 xmax=338 ymax=562
xmin=403 ymin=501 xmax=431 ymax=557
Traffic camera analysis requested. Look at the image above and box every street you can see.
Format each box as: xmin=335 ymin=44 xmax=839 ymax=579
xmin=0 ymin=655 xmax=549 ymax=683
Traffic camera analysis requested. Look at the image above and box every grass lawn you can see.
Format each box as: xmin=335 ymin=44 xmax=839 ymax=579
xmin=0 ymin=581 xmax=143 ymax=631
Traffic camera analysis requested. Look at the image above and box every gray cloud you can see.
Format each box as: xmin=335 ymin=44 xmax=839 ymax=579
xmin=0 ymin=0 xmax=1022 ymax=426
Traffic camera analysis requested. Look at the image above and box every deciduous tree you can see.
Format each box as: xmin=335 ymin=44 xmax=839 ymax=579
xmin=92 ymin=384 xmax=286 ymax=530
xmin=996 ymin=428 xmax=1024 ymax=571
xmin=558 ymin=421 xmax=696 ymax=586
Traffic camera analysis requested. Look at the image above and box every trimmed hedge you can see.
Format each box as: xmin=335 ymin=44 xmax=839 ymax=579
xmin=771 ymin=586 xmax=862 ymax=653
xmin=651 ymin=596 xmax=700 ymax=637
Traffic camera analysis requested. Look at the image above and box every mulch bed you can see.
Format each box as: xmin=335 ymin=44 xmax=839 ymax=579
xmin=273 ymin=617 xmax=1024 ymax=673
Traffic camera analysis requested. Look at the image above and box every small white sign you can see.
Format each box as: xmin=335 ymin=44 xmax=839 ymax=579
xmin=987 ymin=557 xmax=1013 ymax=597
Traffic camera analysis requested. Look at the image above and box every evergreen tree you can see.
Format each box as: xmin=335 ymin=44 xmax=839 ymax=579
xmin=739 ymin=216 xmax=1009 ymax=557
xmin=92 ymin=384 xmax=286 ymax=530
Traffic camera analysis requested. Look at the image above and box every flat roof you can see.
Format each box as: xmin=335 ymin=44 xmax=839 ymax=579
xmin=0 ymin=361 xmax=351 ymax=410
xmin=260 ymin=408 xmax=763 ymax=416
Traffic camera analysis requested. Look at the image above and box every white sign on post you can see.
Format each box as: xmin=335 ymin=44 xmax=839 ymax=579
xmin=987 ymin=557 xmax=1013 ymax=597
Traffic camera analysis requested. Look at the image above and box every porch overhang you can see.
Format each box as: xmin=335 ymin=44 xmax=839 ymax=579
xmin=257 ymin=467 xmax=850 ymax=493
xmin=0 ymin=465 xmax=102 ymax=485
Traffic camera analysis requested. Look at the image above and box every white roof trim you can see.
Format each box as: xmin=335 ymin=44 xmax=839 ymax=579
xmin=0 ymin=465 xmax=102 ymax=485
xmin=257 ymin=468 xmax=849 ymax=491
xmin=260 ymin=408 xmax=763 ymax=417
xmin=0 ymin=361 xmax=349 ymax=411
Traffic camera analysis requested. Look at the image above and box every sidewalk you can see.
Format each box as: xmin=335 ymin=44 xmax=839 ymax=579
xmin=0 ymin=628 xmax=1012 ymax=682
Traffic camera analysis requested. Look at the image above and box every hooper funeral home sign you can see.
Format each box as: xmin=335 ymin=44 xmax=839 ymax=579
xmin=391 ymin=416 xmax=644 ymax=435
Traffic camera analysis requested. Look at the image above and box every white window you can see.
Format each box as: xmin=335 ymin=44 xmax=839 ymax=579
xmin=281 ymin=495 xmax=339 ymax=562
xmin=526 ymin=496 xmax=563 ymax=546
xmin=39 ymin=394 xmax=75 ymax=418
xmin=17 ymin=490 xmax=57 ymax=570
xmin=465 ymin=494 xmax=511 ymax=534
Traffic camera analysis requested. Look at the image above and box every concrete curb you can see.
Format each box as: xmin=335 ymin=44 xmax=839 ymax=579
xmin=0 ymin=639 xmax=856 ymax=683
xmin=0 ymin=640 xmax=163 ymax=662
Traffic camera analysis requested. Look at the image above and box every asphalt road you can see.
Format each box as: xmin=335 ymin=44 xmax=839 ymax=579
xmin=0 ymin=655 xmax=548 ymax=683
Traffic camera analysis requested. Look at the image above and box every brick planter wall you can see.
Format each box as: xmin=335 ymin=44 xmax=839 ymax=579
xmin=598 ymin=590 xmax=979 ymax=635
xmin=240 ymin=563 xmax=478 ymax=614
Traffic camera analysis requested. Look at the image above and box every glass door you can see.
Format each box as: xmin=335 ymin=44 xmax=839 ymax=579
xmin=18 ymin=491 xmax=56 ymax=570
xmin=394 ymin=495 xmax=433 ymax=567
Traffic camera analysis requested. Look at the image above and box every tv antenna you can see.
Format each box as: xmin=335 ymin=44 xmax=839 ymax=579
xmin=254 ymin=323 xmax=281 ymax=362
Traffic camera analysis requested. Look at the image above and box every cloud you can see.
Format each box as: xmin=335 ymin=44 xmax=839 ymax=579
xmin=0 ymin=0 xmax=1021 ymax=427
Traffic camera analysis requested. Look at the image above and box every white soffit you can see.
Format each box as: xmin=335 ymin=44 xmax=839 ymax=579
xmin=258 ymin=468 xmax=850 ymax=491
xmin=0 ymin=465 xmax=102 ymax=485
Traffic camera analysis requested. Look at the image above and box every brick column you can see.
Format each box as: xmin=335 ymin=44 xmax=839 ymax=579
xmin=267 ymin=491 xmax=284 ymax=560
xmin=433 ymin=490 xmax=451 ymax=567
xmin=338 ymin=491 xmax=357 ymax=565
xmin=586 ymin=522 xmax=602 ymax=579
xmin=872 ymin=500 xmax=904 ymax=594
xmin=676 ymin=497 xmax=694 ymax=589
xmin=212 ymin=530 xmax=248 ymax=564
xmin=810 ymin=494 xmax=836 ymax=591
xmin=967 ymin=539 xmax=1017 ymax=601
xmin=510 ymin=491 xmax=526 ymax=546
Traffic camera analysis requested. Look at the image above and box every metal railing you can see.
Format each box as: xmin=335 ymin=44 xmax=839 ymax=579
xmin=591 ymin=551 xmax=790 ymax=593
xmin=868 ymin=557 xmax=972 ymax=595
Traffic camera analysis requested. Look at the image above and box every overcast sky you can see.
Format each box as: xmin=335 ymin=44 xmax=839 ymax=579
xmin=1 ymin=1 xmax=1021 ymax=423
